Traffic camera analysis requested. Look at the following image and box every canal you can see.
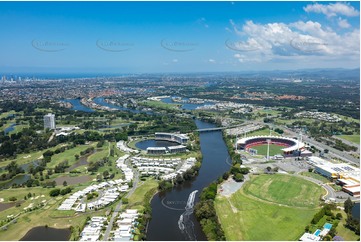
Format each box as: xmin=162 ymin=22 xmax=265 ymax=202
xmin=146 ymin=119 xmax=231 ymax=240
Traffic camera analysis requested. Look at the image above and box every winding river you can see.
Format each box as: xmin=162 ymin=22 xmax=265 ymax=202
xmin=146 ymin=119 xmax=231 ymax=240
xmin=55 ymin=98 xmax=232 ymax=240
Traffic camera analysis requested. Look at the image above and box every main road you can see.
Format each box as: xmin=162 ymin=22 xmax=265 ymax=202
xmin=103 ymin=163 xmax=139 ymax=241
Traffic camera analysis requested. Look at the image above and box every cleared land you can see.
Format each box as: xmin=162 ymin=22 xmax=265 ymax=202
xmin=336 ymin=135 xmax=360 ymax=145
xmin=252 ymin=144 xmax=285 ymax=156
xmin=215 ymin=174 xmax=325 ymax=240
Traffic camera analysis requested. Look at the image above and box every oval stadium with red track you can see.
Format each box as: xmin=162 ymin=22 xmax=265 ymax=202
xmin=236 ymin=135 xmax=306 ymax=157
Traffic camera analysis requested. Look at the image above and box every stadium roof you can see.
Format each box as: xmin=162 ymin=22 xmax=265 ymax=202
xmin=236 ymin=135 xmax=305 ymax=152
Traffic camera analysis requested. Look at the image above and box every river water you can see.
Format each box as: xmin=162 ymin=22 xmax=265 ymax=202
xmin=53 ymin=99 xmax=231 ymax=240
xmin=146 ymin=119 xmax=231 ymax=240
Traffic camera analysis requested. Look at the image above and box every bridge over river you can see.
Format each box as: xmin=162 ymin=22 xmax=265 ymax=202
xmin=196 ymin=124 xmax=244 ymax=132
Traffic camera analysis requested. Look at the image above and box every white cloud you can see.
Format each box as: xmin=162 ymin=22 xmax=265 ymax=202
xmin=172 ymin=59 xmax=178 ymax=63
xmin=197 ymin=18 xmax=209 ymax=28
xmin=303 ymin=2 xmax=359 ymax=17
xmin=338 ymin=17 xmax=351 ymax=28
xmin=208 ymin=59 xmax=216 ymax=63
xmin=228 ymin=19 xmax=359 ymax=64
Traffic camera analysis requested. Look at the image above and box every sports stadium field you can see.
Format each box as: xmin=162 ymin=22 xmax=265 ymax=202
xmin=251 ymin=144 xmax=285 ymax=156
xmin=215 ymin=174 xmax=325 ymax=240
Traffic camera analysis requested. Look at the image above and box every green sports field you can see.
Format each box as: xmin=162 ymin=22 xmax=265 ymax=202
xmin=215 ymin=174 xmax=325 ymax=241
xmin=251 ymin=144 xmax=285 ymax=156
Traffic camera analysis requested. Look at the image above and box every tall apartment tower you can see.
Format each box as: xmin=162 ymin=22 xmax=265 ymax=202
xmin=44 ymin=113 xmax=56 ymax=130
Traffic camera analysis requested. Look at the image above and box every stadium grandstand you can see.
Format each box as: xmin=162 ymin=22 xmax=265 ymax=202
xmin=236 ymin=135 xmax=307 ymax=157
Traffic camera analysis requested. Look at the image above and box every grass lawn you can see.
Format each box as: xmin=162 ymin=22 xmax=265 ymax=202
xmin=252 ymin=144 xmax=285 ymax=156
xmin=144 ymin=100 xmax=181 ymax=110
xmin=215 ymin=180 xmax=321 ymax=240
xmin=87 ymin=144 xmax=109 ymax=163
xmin=0 ymin=144 xmax=66 ymax=167
xmin=336 ymin=210 xmax=360 ymax=241
xmin=127 ymin=178 xmax=158 ymax=210
xmin=336 ymin=135 xmax=360 ymax=145
xmin=0 ymin=110 xmax=17 ymax=119
xmin=242 ymin=174 xmax=325 ymax=208
xmin=300 ymin=171 xmax=330 ymax=183
xmin=47 ymin=144 xmax=95 ymax=168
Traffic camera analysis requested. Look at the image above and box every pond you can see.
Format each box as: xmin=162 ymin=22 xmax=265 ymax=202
xmin=0 ymin=174 xmax=31 ymax=189
xmin=20 ymin=226 xmax=71 ymax=241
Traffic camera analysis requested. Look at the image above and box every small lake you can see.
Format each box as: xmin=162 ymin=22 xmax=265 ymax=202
xmin=62 ymin=99 xmax=94 ymax=113
xmin=20 ymin=226 xmax=71 ymax=241
xmin=4 ymin=123 xmax=16 ymax=135
xmin=53 ymin=175 xmax=92 ymax=186
xmin=0 ymin=174 xmax=31 ymax=189
xmin=135 ymin=139 xmax=179 ymax=150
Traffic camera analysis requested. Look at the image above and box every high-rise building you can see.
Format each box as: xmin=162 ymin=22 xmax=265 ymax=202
xmin=44 ymin=113 xmax=56 ymax=130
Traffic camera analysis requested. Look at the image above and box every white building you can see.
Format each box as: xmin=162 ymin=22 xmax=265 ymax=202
xmin=44 ymin=113 xmax=56 ymax=130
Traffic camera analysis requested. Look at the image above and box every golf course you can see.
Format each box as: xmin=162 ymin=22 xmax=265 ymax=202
xmin=215 ymin=174 xmax=326 ymax=240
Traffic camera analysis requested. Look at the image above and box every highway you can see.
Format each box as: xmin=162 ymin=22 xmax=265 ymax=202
xmin=284 ymin=127 xmax=360 ymax=165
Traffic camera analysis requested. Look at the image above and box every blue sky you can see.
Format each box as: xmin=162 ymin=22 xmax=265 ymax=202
xmin=0 ymin=1 xmax=359 ymax=74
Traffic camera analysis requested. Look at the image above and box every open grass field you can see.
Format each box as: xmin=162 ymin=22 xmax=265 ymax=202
xmin=0 ymin=110 xmax=17 ymax=119
xmin=87 ymin=142 xmax=109 ymax=163
xmin=144 ymin=100 xmax=181 ymax=110
xmin=47 ymin=144 xmax=96 ymax=168
xmin=243 ymin=174 xmax=325 ymax=208
xmin=215 ymin=174 xmax=325 ymax=240
xmin=336 ymin=135 xmax=360 ymax=145
xmin=0 ymin=144 xmax=66 ymax=167
xmin=251 ymin=144 xmax=285 ymax=156
xmin=300 ymin=171 xmax=330 ymax=183
xmin=126 ymin=178 xmax=158 ymax=210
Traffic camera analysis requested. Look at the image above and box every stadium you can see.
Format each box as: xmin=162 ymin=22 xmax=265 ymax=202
xmin=236 ymin=135 xmax=307 ymax=157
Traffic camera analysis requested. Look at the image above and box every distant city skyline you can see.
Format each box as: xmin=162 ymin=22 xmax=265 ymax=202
xmin=0 ymin=1 xmax=359 ymax=73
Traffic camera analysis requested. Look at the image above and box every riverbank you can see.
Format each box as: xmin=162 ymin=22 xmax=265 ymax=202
xmin=147 ymin=119 xmax=231 ymax=240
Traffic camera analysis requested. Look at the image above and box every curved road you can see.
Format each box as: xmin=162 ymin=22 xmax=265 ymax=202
xmin=103 ymin=162 xmax=139 ymax=241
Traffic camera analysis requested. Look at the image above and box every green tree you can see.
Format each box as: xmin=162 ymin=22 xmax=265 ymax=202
xmin=344 ymin=197 xmax=353 ymax=214
xmin=49 ymin=188 xmax=60 ymax=197
xmin=103 ymin=170 xmax=109 ymax=179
